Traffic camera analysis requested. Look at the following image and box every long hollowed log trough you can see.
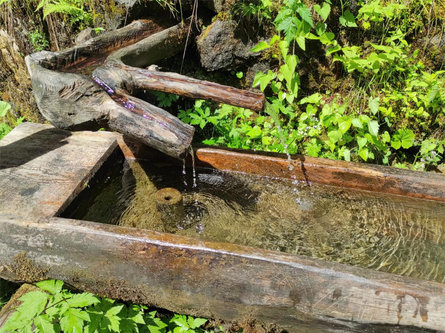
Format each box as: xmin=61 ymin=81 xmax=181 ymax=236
xmin=25 ymin=19 xmax=265 ymax=159
xmin=2 ymin=123 xmax=445 ymax=332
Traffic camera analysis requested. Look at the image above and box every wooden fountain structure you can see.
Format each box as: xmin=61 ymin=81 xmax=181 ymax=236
xmin=1 ymin=19 xmax=445 ymax=332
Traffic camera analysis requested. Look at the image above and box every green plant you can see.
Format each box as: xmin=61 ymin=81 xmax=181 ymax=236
xmin=35 ymin=0 xmax=93 ymax=28
xmin=179 ymin=0 xmax=444 ymax=171
xmin=151 ymin=91 xmax=180 ymax=108
xmin=28 ymin=29 xmax=50 ymax=51
xmin=232 ymin=0 xmax=274 ymax=26
xmin=0 ymin=101 xmax=24 ymax=140
xmin=1 ymin=280 xmax=213 ymax=333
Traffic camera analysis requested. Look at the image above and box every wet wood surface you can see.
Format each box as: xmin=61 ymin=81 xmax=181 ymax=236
xmin=1 ymin=214 xmax=445 ymax=332
xmin=0 ymin=123 xmax=118 ymax=218
xmin=195 ymin=147 xmax=445 ymax=203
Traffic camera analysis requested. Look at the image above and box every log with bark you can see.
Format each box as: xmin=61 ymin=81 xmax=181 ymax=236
xmin=25 ymin=19 xmax=265 ymax=159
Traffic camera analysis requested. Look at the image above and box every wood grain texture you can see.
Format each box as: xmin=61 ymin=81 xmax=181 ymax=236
xmin=0 ymin=215 xmax=445 ymax=332
xmin=93 ymin=63 xmax=265 ymax=111
xmin=25 ymin=21 xmax=194 ymax=159
xmin=0 ymin=123 xmax=118 ymax=218
xmin=194 ymin=147 xmax=445 ymax=203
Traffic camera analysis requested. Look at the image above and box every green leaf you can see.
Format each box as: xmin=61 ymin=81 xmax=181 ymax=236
xmin=296 ymin=35 xmax=306 ymax=51
xmin=381 ymin=131 xmax=390 ymax=143
xmin=299 ymin=93 xmax=322 ymax=105
xmin=36 ymin=280 xmax=64 ymax=295
xmin=326 ymin=44 xmax=341 ymax=55
xmin=315 ymin=2 xmax=331 ymax=21
xmin=339 ymin=10 xmax=357 ymax=27
xmin=351 ymin=118 xmax=363 ymax=129
xmin=60 ymin=308 xmax=88 ymax=333
xmin=0 ymin=101 xmax=11 ymax=117
xmin=250 ymin=41 xmax=270 ymax=53
xmin=358 ymin=148 xmax=369 ymax=161
xmin=328 ymin=130 xmax=342 ymax=143
xmin=391 ymin=129 xmax=415 ymax=149
xmin=18 ymin=291 xmax=49 ymax=321
xmin=34 ymin=315 xmax=57 ymax=333
xmin=368 ymin=96 xmax=379 ymax=115
xmin=189 ymin=317 xmax=207 ymax=328
xmin=357 ymin=136 xmax=367 ymax=148
xmin=67 ymin=293 xmax=99 ymax=308
xmin=338 ymin=118 xmax=352 ymax=134
xmin=368 ymin=120 xmax=379 ymax=137
xmin=296 ymin=5 xmax=314 ymax=28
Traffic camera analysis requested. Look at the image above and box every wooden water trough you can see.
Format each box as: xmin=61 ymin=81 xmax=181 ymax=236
xmin=1 ymin=122 xmax=445 ymax=332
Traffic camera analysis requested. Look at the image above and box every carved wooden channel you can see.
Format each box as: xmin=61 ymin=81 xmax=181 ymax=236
xmin=1 ymin=123 xmax=445 ymax=332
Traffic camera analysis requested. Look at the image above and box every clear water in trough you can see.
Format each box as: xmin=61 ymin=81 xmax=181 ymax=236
xmin=62 ymin=151 xmax=445 ymax=283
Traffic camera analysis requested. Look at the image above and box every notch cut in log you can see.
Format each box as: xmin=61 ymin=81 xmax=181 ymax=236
xmin=93 ymin=62 xmax=265 ymax=111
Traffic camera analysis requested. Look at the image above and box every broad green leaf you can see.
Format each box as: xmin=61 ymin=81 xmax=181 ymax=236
xmin=315 ymin=22 xmax=326 ymax=35
xmin=119 ymin=318 xmax=138 ymax=333
xmin=106 ymin=305 xmax=124 ymax=316
xmin=60 ymin=309 xmax=87 ymax=333
xmin=391 ymin=128 xmax=415 ymax=149
xmin=36 ymin=280 xmax=64 ymax=295
xmin=297 ymin=5 xmax=314 ymax=27
xmin=17 ymin=291 xmax=49 ymax=321
xmin=319 ymin=32 xmax=334 ymax=45
xmin=299 ymin=93 xmax=322 ymax=105
xmin=358 ymin=148 xmax=369 ymax=161
xmin=34 ymin=315 xmax=57 ymax=333
xmin=368 ymin=120 xmax=379 ymax=137
xmin=296 ymin=35 xmax=306 ymax=51
xmin=0 ymin=311 xmax=29 ymax=332
xmin=0 ymin=101 xmax=11 ymax=117
xmin=357 ymin=136 xmax=367 ymax=148
xmin=381 ymin=131 xmax=390 ymax=143
xmin=315 ymin=2 xmax=331 ymax=21
xmin=339 ymin=10 xmax=357 ymax=27
xmin=67 ymin=293 xmax=99 ymax=308
xmin=250 ymin=41 xmax=270 ymax=53
xmin=338 ymin=118 xmax=352 ymax=134
xmin=351 ymin=118 xmax=363 ymax=129
xmin=368 ymin=96 xmax=379 ymax=115
xmin=189 ymin=317 xmax=207 ymax=328
xmin=279 ymin=40 xmax=289 ymax=59
xmin=328 ymin=130 xmax=342 ymax=143
xmin=326 ymin=44 xmax=341 ymax=55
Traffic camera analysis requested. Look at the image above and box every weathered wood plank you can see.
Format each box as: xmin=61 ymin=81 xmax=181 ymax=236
xmin=0 ymin=214 xmax=445 ymax=332
xmin=194 ymin=147 xmax=445 ymax=203
xmin=0 ymin=123 xmax=118 ymax=218
xmin=93 ymin=63 xmax=265 ymax=111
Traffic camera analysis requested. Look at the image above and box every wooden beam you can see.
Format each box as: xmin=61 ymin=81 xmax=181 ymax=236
xmin=194 ymin=147 xmax=445 ymax=203
xmin=93 ymin=63 xmax=265 ymax=111
xmin=0 ymin=123 xmax=118 ymax=218
xmin=0 ymin=215 xmax=445 ymax=332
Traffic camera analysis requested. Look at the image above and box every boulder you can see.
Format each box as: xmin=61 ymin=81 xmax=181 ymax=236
xmin=197 ymin=19 xmax=259 ymax=71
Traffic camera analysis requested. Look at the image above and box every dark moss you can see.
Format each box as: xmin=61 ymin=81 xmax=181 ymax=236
xmin=10 ymin=252 xmax=48 ymax=282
